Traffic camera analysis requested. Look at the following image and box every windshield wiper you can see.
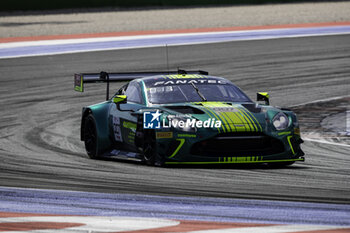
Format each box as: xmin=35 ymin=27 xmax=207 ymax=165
xmin=190 ymin=82 xmax=207 ymax=102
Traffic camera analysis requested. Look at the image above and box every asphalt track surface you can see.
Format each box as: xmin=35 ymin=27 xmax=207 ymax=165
xmin=0 ymin=34 xmax=350 ymax=208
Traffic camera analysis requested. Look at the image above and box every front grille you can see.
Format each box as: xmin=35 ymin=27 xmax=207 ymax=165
xmin=190 ymin=132 xmax=284 ymax=157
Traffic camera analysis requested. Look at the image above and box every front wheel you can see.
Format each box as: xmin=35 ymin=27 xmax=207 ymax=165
xmin=84 ymin=114 xmax=99 ymax=159
xmin=142 ymin=130 xmax=163 ymax=166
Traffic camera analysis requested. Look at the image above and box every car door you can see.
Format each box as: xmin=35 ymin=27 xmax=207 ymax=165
xmin=110 ymin=81 xmax=144 ymax=151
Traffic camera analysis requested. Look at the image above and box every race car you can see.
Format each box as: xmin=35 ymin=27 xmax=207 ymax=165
xmin=74 ymin=69 xmax=304 ymax=166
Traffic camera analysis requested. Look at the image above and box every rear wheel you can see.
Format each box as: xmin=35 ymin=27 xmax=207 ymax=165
xmin=84 ymin=115 xmax=99 ymax=159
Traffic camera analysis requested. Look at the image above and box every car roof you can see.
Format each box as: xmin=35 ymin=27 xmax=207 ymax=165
xmin=136 ymin=74 xmax=229 ymax=83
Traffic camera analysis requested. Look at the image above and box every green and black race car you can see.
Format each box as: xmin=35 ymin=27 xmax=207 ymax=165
xmin=74 ymin=70 xmax=304 ymax=166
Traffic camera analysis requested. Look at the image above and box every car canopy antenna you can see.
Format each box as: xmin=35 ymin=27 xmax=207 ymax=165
xmin=165 ymin=44 xmax=170 ymax=74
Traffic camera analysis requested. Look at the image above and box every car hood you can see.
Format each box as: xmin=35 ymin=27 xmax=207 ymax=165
xmin=160 ymin=102 xmax=267 ymax=132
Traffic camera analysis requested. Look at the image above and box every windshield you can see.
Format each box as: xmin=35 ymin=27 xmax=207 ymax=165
xmin=145 ymin=80 xmax=252 ymax=104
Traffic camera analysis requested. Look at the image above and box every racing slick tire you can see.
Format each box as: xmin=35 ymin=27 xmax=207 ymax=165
xmin=142 ymin=129 xmax=164 ymax=166
xmin=84 ymin=114 xmax=99 ymax=159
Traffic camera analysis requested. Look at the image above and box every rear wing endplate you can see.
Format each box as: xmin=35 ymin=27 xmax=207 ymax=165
xmin=74 ymin=70 xmax=208 ymax=100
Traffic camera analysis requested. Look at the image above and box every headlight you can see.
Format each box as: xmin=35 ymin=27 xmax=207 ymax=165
xmin=167 ymin=116 xmax=197 ymax=132
xmin=272 ymin=112 xmax=289 ymax=130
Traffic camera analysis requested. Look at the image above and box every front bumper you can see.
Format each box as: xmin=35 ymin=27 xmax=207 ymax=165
xmin=157 ymin=129 xmax=304 ymax=165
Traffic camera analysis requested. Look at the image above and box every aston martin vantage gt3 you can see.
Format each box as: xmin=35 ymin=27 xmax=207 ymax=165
xmin=74 ymin=70 xmax=304 ymax=166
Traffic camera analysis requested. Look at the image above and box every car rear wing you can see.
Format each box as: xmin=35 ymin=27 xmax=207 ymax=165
xmin=74 ymin=70 xmax=208 ymax=100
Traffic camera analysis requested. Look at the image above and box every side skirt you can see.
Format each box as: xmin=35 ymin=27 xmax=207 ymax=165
xmin=102 ymin=149 xmax=143 ymax=162
xmin=165 ymin=157 xmax=305 ymax=165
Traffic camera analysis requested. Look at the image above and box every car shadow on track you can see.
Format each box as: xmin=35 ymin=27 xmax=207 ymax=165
xmin=94 ymin=156 xmax=308 ymax=170
xmin=164 ymin=163 xmax=308 ymax=170
xmin=99 ymin=157 xmax=308 ymax=170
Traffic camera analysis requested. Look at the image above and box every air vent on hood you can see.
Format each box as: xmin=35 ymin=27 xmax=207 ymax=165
xmin=165 ymin=106 xmax=204 ymax=114
xmin=242 ymin=103 xmax=262 ymax=113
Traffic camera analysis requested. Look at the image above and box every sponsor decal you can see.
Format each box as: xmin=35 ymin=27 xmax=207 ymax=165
xmin=177 ymin=134 xmax=196 ymax=138
xmin=156 ymin=132 xmax=173 ymax=139
xmin=153 ymin=79 xmax=226 ymax=86
xmin=220 ymin=156 xmax=263 ymax=163
xmin=74 ymin=74 xmax=83 ymax=92
xmin=211 ymin=107 xmax=238 ymax=112
xmin=119 ymin=120 xmax=137 ymax=144
xmin=127 ymin=131 xmax=136 ymax=144
xmin=164 ymin=74 xmax=207 ymax=79
xmin=112 ymin=116 xmax=122 ymax=142
xmin=123 ymin=121 xmax=137 ymax=132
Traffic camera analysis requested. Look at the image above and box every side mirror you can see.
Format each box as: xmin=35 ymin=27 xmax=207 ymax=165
xmin=113 ymin=95 xmax=134 ymax=112
xmin=257 ymin=92 xmax=270 ymax=105
xmin=113 ymin=95 xmax=127 ymax=104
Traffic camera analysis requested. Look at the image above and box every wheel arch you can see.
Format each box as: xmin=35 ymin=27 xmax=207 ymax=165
xmin=81 ymin=103 xmax=112 ymax=154
xmin=81 ymin=107 xmax=92 ymax=141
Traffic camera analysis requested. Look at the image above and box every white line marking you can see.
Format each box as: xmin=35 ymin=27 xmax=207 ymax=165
xmin=2 ymin=31 xmax=350 ymax=60
xmin=0 ymin=216 xmax=179 ymax=232
xmin=1 ymin=27 xmax=346 ymax=48
xmin=3 ymin=28 xmax=322 ymax=49
xmin=1 ymin=28 xmax=350 ymax=59
xmin=1 ymin=216 xmax=349 ymax=233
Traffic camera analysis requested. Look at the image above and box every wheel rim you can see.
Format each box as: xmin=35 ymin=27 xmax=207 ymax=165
xmin=143 ymin=138 xmax=154 ymax=161
xmin=143 ymin=132 xmax=156 ymax=162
